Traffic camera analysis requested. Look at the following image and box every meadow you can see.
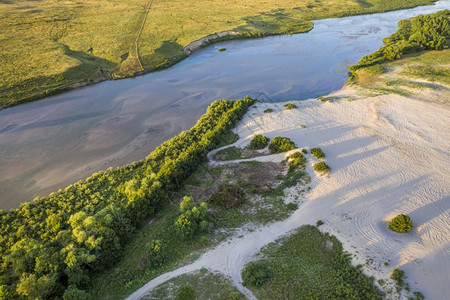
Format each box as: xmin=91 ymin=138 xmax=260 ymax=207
xmin=0 ymin=0 xmax=437 ymax=108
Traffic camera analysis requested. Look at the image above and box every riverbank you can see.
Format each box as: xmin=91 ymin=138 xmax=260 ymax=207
xmin=126 ymin=49 xmax=449 ymax=299
xmin=1 ymin=0 xmax=439 ymax=109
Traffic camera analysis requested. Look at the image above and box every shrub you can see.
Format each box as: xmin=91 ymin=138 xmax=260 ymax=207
xmin=175 ymin=196 xmax=208 ymax=238
xmin=268 ymin=137 xmax=296 ymax=154
xmin=310 ymin=147 xmax=325 ymax=159
xmin=287 ymin=152 xmax=306 ymax=171
xmin=145 ymin=239 xmax=165 ymax=267
xmin=175 ymin=286 xmax=195 ymax=300
xmin=313 ymin=161 xmax=330 ymax=173
xmin=390 ymin=268 xmax=405 ymax=287
xmin=264 ymin=108 xmax=273 ymax=113
xmin=287 ymin=203 xmax=298 ymax=210
xmin=242 ymin=263 xmax=272 ymax=287
xmin=317 ymin=96 xmax=332 ymax=102
xmin=301 ymin=148 xmax=307 ymax=154
xmin=218 ymin=47 xmax=226 ymax=52
xmin=316 ymin=220 xmax=324 ymax=227
xmin=209 ymin=184 xmax=245 ymax=208
xmin=388 ymin=214 xmax=413 ymax=233
xmin=248 ymin=134 xmax=270 ymax=150
xmin=284 ymin=103 xmax=298 ymax=110
xmin=413 ymin=291 xmax=425 ymax=300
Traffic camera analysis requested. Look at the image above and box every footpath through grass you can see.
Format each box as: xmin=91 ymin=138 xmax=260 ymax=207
xmin=0 ymin=0 xmax=437 ymax=108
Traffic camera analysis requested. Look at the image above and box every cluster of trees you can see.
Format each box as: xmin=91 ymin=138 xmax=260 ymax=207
xmin=350 ymin=10 xmax=449 ymax=72
xmin=174 ymin=197 xmax=208 ymax=239
xmin=268 ymin=137 xmax=296 ymax=154
xmin=248 ymin=134 xmax=269 ymax=150
xmin=0 ymin=97 xmax=255 ymax=299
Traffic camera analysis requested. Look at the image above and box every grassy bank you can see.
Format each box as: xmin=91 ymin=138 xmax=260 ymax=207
xmin=0 ymin=0 xmax=437 ymax=109
xmin=0 ymin=98 xmax=254 ymax=299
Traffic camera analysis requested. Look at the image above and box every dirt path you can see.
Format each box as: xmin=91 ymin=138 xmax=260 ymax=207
xmin=126 ymin=147 xmax=310 ymax=300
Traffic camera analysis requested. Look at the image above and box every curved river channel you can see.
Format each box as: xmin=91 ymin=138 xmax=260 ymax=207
xmin=0 ymin=1 xmax=448 ymax=209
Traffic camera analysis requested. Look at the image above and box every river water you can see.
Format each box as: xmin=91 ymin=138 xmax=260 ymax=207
xmin=0 ymin=1 xmax=448 ymax=209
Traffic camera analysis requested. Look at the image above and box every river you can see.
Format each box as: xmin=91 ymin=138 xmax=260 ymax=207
xmin=0 ymin=0 xmax=448 ymax=209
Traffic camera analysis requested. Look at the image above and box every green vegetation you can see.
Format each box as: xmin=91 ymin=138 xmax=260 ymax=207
xmin=143 ymin=269 xmax=245 ymax=300
xmin=242 ymin=225 xmax=384 ymax=299
xmin=0 ymin=97 xmax=254 ymax=299
xmin=350 ymin=10 xmax=449 ymax=77
xmin=218 ymin=47 xmax=227 ymax=52
xmin=301 ymin=148 xmax=308 ymax=154
xmin=316 ymin=220 xmax=324 ymax=227
xmin=242 ymin=263 xmax=273 ymax=287
xmin=0 ymin=0 xmax=437 ymax=108
xmin=214 ymin=146 xmax=245 ymax=161
xmin=313 ymin=161 xmax=331 ymax=173
xmin=391 ymin=268 xmax=405 ymax=287
xmin=209 ymin=184 xmax=245 ymax=208
xmin=175 ymin=286 xmax=195 ymax=300
xmin=311 ymin=147 xmax=325 ymax=159
xmin=175 ymin=197 xmax=209 ymax=239
xmin=287 ymin=152 xmax=306 ymax=172
xmin=248 ymin=134 xmax=270 ymax=150
xmin=395 ymin=50 xmax=450 ymax=85
xmin=268 ymin=137 xmax=296 ymax=154
xmin=317 ymin=96 xmax=333 ymax=102
xmin=283 ymin=103 xmax=298 ymax=110
xmin=263 ymin=109 xmax=274 ymax=113
xmin=388 ymin=214 xmax=413 ymax=233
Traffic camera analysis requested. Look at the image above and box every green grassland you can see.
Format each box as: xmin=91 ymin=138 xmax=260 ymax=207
xmin=143 ymin=269 xmax=245 ymax=300
xmin=0 ymin=0 xmax=437 ymax=108
xmin=242 ymin=225 xmax=384 ymax=299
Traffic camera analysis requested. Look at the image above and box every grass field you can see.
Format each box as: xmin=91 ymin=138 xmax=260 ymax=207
xmin=242 ymin=225 xmax=385 ymax=299
xmin=0 ymin=0 xmax=436 ymax=108
xmin=354 ymin=49 xmax=450 ymax=103
xmin=142 ymin=269 xmax=245 ymax=300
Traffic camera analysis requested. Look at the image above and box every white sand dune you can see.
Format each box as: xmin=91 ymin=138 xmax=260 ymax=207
xmin=129 ymin=87 xmax=450 ymax=299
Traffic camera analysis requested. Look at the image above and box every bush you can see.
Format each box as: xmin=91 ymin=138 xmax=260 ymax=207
xmin=268 ymin=137 xmax=296 ymax=154
xmin=218 ymin=47 xmax=226 ymax=52
xmin=264 ymin=108 xmax=273 ymax=113
xmin=175 ymin=286 xmax=195 ymax=300
xmin=242 ymin=263 xmax=272 ymax=287
xmin=209 ymin=184 xmax=245 ymax=208
xmin=287 ymin=152 xmax=306 ymax=171
xmin=301 ymin=148 xmax=307 ymax=154
xmin=313 ymin=161 xmax=331 ymax=173
xmin=316 ymin=220 xmax=324 ymax=227
xmin=388 ymin=214 xmax=413 ymax=233
xmin=390 ymin=268 xmax=405 ymax=287
xmin=248 ymin=134 xmax=270 ymax=150
xmin=284 ymin=103 xmax=298 ymax=110
xmin=310 ymin=147 xmax=325 ymax=159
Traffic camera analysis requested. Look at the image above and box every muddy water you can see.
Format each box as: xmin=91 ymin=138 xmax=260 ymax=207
xmin=0 ymin=1 xmax=448 ymax=209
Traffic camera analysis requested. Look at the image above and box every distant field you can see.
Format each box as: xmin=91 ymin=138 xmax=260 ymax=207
xmin=0 ymin=0 xmax=436 ymax=108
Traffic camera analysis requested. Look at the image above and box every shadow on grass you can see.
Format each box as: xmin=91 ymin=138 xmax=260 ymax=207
xmin=235 ymin=9 xmax=313 ymax=36
xmin=0 ymin=44 xmax=116 ymax=109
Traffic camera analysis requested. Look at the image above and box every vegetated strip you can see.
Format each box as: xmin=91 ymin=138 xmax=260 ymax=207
xmin=0 ymin=97 xmax=255 ymax=299
xmin=349 ymin=9 xmax=449 ymax=79
xmin=135 ymin=0 xmax=154 ymax=71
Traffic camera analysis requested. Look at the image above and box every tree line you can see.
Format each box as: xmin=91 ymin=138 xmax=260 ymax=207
xmin=350 ymin=10 xmax=449 ymax=72
xmin=0 ymin=97 xmax=255 ymax=299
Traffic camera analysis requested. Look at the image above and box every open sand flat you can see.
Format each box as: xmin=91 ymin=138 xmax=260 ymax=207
xmin=234 ymin=87 xmax=450 ymax=298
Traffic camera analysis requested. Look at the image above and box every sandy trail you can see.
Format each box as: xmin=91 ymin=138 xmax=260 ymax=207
xmin=128 ymin=88 xmax=450 ymax=299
